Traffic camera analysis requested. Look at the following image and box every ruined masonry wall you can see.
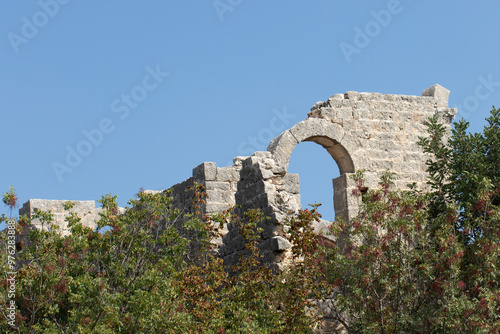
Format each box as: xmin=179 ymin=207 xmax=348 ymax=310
xmin=309 ymin=86 xmax=455 ymax=190
xmin=19 ymin=84 xmax=456 ymax=270
xmin=19 ymin=199 xmax=101 ymax=236
xmin=166 ymin=153 xmax=300 ymax=268
xmin=17 ymin=85 xmax=457 ymax=334
xmin=268 ymin=84 xmax=456 ymax=221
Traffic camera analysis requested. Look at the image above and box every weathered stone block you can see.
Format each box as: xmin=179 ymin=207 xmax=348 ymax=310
xmin=216 ymin=166 xmax=239 ymax=182
xmin=205 ymin=190 xmax=235 ymax=205
xmin=422 ymin=84 xmax=450 ymax=108
xmin=344 ymin=91 xmax=360 ymax=100
xmin=193 ymin=162 xmax=217 ymax=182
xmin=312 ymin=219 xmax=334 ymax=238
xmin=251 ymin=151 xmax=272 ymax=159
xmin=259 ymin=167 xmax=274 ymax=180
xmin=233 ymin=156 xmax=249 ymax=166
xmin=359 ymin=92 xmax=383 ymax=101
xmin=271 ymin=236 xmax=291 ymax=251
xmin=268 ymin=129 xmax=299 ymax=169
xmin=205 ymin=181 xmax=231 ymax=192
xmin=205 ymin=202 xmax=233 ymax=214
xmin=283 ymin=173 xmax=299 ymax=194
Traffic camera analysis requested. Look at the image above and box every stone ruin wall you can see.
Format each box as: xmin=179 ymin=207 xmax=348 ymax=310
xmin=17 ymin=84 xmax=456 ymax=332
xmin=19 ymin=84 xmax=456 ymax=270
xmin=19 ymin=199 xmax=102 ymax=236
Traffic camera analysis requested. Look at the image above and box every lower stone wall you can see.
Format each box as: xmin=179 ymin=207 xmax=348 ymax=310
xmin=19 ymin=199 xmax=100 ymax=236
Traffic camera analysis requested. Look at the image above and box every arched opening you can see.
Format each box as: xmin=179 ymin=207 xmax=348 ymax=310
xmin=267 ymin=118 xmax=355 ymax=222
xmin=288 ymin=141 xmax=340 ymax=221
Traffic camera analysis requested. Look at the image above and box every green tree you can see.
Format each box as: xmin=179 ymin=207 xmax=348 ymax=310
xmin=312 ymin=108 xmax=500 ymax=333
xmin=418 ymin=107 xmax=500 ymax=332
xmin=0 ymin=185 xmax=318 ymax=333
xmin=2 ymin=186 xmax=18 ymax=220
xmin=316 ymin=171 xmax=465 ymax=333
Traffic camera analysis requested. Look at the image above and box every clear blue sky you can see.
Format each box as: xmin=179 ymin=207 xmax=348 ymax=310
xmin=1 ymin=1 xmax=499 ymax=222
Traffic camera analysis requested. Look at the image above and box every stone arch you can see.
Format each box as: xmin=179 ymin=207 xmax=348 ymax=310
xmin=267 ymin=118 xmax=354 ymax=175
xmin=267 ymin=117 xmax=356 ymax=221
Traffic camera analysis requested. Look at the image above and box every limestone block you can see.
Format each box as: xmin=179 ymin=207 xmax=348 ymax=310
xmin=329 ymin=93 xmax=344 ymax=101
xmin=267 ymin=129 xmax=299 ymax=168
xmin=251 ymin=151 xmax=272 ymax=159
xmin=233 ymin=156 xmax=249 ymax=166
xmin=221 ymin=229 xmax=246 ymax=253
xmin=399 ymin=95 xmax=420 ymax=103
xmin=323 ymin=122 xmax=345 ymax=143
xmin=171 ymin=177 xmax=194 ymax=195
xmin=271 ymin=164 xmax=287 ymax=175
xmin=308 ymin=107 xmax=336 ymax=120
xmin=422 ymin=84 xmax=450 ymax=108
xmin=411 ymin=172 xmax=427 ymax=182
xmin=375 ymin=132 xmax=397 ymax=142
xmin=393 ymin=161 xmax=421 ymax=174
xmin=262 ymin=158 xmax=276 ymax=169
xmin=288 ymin=194 xmax=302 ymax=212
xmin=205 ymin=190 xmax=235 ymax=205
xmin=273 ymin=211 xmax=289 ymax=225
xmin=216 ymin=166 xmax=239 ymax=182
xmin=363 ymin=172 xmax=379 ymax=188
xmin=339 ymin=132 xmax=361 ymax=157
xmin=312 ymin=219 xmax=334 ymax=238
xmin=193 ymin=162 xmax=217 ymax=182
xmin=383 ymin=94 xmax=398 ymax=102
xmin=352 ymin=108 xmax=371 ymax=120
xmin=369 ymin=159 xmax=394 ymax=171
xmin=359 ymin=92 xmax=383 ymax=101
xmin=289 ymin=118 xmax=327 ymax=143
xmin=205 ymin=181 xmax=231 ymax=192
xmin=357 ymin=119 xmax=379 ymax=134
xmin=310 ymin=100 xmax=329 ymax=111
xmin=205 ymin=202 xmax=233 ymax=214
xmin=283 ymin=173 xmax=300 ymax=194
xmin=242 ymin=156 xmax=261 ymax=169
xmin=271 ymin=236 xmax=291 ymax=251
xmin=336 ymin=107 xmax=353 ymax=120
xmin=344 ymin=91 xmax=360 ymax=100
xmin=260 ymin=167 xmax=274 ymax=180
